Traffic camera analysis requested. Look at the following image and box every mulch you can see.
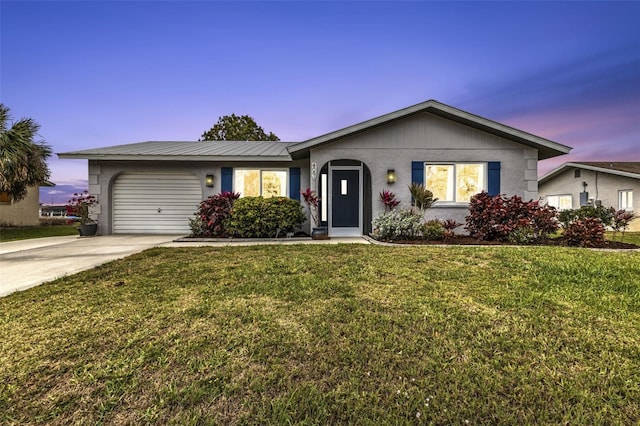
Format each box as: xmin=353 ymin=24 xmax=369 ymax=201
xmin=388 ymin=235 xmax=640 ymax=250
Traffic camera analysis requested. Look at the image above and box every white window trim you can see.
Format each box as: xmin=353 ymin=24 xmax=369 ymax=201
xmin=546 ymin=194 xmax=572 ymax=210
xmin=233 ymin=168 xmax=289 ymax=198
xmin=619 ymin=189 xmax=633 ymax=211
xmin=424 ymin=162 xmax=487 ymax=205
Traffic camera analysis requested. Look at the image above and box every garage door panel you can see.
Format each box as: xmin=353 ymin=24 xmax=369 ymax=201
xmin=113 ymin=172 xmax=202 ymax=234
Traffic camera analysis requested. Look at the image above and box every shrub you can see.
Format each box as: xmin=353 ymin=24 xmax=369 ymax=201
xmin=226 ymin=196 xmax=306 ymax=238
xmin=558 ymin=205 xmax=614 ymax=229
xmin=466 ymin=192 xmax=558 ymax=242
xmin=564 ymin=218 xmax=605 ymax=247
xmin=191 ymin=191 xmax=240 ymax=237
xmin=372 ymin=209 xmax=423 ymax=240
xmin=422 ymin=219 xmax=445 ymax=241
xmin=611 ymin=209 xmax=636 ymax=241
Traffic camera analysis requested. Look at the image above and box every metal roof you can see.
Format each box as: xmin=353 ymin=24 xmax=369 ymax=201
xmin=539 ymin=162 xmax=640 ymax=184
xmin=288 ymin=100 xmax=572 ymax=160
xmin=58 ymin=141 xmax=297 ymax=161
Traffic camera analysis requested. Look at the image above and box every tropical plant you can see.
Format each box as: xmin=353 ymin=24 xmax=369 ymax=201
xmin=408 ymin=182 xmax=437 ymax=212
xmin=441 ymin=219 xmax=462 ymax=242
xmin=379 ymin=189 xmax=400 ymax=211
xmin=0 ymin=104 xmax=52 ymax=202
xmin=191 ymin=191 xmax=240 ymax=237
xmin=66 ymin=191 xmax=98 ymax=225
xmin=200 ymin=114 xmax=279 ymax=141
xmin=300 ymin=188 xmax=320 ymax=227
xmin=563 ymin=217 xmax=605 ymax=247
xmin=466 ymin=192 xmax=558 ymax=243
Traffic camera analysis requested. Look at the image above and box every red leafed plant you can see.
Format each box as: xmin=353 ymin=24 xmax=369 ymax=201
xmin=611 ymin=208 xmax=636 ymax=241
xmin=564 ymin=217 xmax=605 ymax=247
xmin=193 ymin=191 xmax=240 ymax=237
xmin=465 ymin=192 xmax=558 ymax=243
xmin=379 ymin=190 xmax=400 ymax=212
xmin=300 ymin=188 xmax=320 ymax=226
xmin=66 ymin=190 xmax=98 ymax=225
xmin=441 ymin=219 xmax=462 ymax=242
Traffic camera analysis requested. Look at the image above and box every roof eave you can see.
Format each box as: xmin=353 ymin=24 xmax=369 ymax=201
xmin=57 ymin=154 xmax=293 ymax=162
xmin=541 ymin=162 xmax=640 ymax=184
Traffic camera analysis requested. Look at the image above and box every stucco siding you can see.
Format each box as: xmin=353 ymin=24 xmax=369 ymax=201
xmin=309 ymin=112 xmax=538 ymax=227
xmin=0 ymin=187 xmax=40 ymax=227
xmin=539 ymin=167 xmax=640 ymax=231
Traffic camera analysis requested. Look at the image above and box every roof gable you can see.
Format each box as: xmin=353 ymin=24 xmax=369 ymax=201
xmin=539 ymin=162 xmax=640 ymax=184
xmin=288 ymin=100 xmax=571 ymax=160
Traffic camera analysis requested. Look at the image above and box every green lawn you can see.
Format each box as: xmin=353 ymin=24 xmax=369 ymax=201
xmin=606 ymin=231 xmax=640 ymax=246
xmin=1 ymin=245 xmax=639 ymax=424
xmin=0 ymin=224 xmax=77 ymax=242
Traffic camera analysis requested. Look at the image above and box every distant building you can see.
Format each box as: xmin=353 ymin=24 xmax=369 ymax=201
xmin=0 ymin=181 xmax=55 ymax=226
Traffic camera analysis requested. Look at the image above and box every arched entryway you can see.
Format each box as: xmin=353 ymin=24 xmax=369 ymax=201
xmin=318 ymin=160 xmax=371 ymax=237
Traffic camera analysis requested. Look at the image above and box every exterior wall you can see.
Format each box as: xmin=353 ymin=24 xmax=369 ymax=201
xmin=89 ymin=159 xmax=309 ymax=234
xmin=309 ymin=112 xmax=539 ymax=228
xmin=539 ymin=167 xmax=640 ymax=231
xmin=0 ymin=187 xmax=40 ymax=226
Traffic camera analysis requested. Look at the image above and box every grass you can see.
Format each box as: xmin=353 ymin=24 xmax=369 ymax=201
xmin=1 ymin=244 xmax=639 ymax=424
xmin=606 ymin=231 xmax=640 ymax=246
xmin=0 ymin=223 xmax=78 ymax=242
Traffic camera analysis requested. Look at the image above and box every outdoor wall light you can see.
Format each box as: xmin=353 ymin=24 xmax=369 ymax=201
xmin=387 ymin=169 xmax=396 ymax=184
xmin=205 ymin=174 xmax=215 ymax=187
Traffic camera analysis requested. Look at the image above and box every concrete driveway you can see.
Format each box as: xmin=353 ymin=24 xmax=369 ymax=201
xmin=0 ymin=235 xmax=178 ymax=297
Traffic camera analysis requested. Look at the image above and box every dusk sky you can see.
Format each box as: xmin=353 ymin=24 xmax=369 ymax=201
xmin=1 ymin=1 xmax=638 ymax=204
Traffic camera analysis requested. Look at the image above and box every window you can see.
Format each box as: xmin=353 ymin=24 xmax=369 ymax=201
xmin=424 ymin=163 xmax=485 ymax=203
xmin=234 ymin=169 xmax=287 ymax=197
xmin=546 ymin=194 xmax=572 ymax=210
xmin=619 ymin=190 xmax=633 ymax=210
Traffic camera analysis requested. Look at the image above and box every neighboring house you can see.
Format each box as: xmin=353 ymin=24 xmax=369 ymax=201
xmin=0 ymin=181 xmax=55 ymax=227
xmin=539 ymin=162 xmax=640 ymax=231
xmin=58 ymin=100 xmax=571 ymax=236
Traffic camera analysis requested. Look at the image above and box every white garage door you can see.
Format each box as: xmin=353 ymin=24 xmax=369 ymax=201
xmin=113 ymin=172 xmax=202 ymax=234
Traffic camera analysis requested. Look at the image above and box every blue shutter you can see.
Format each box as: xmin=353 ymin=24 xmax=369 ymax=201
xmin=411 ymin=161 xmax=424 ymax=185
xmin=487 ymin=162 xmax=500 ymax=196
xmin=221 ymin=167 xmax=233 ymax=193
xmin=289 ymin=167 xmax=300 ymax=200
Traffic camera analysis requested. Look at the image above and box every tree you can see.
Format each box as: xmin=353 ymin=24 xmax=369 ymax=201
xmin=200 ymin=114 xmax=280 ymax=141
xmin=0 ymin=104 xmax=52 ymax=202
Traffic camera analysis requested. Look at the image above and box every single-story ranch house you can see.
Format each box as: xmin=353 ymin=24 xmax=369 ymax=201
xmin=58 ymin=100 xmax=572 ymax=236
xmin=539 ymin=162 xmax=639 ymax=231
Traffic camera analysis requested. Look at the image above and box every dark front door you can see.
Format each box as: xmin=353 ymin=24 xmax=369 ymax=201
xmin=331 ymin=169 xmax=360 ymax=228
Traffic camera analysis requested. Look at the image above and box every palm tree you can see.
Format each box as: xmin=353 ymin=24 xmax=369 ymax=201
xmin=0 ymin=104 xmax=52 ymax=202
